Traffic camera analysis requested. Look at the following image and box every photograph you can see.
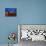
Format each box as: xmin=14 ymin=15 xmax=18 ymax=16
xmin=5 ymin=8 xmax=17 ymax=17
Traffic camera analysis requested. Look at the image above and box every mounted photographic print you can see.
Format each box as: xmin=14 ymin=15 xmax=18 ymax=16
xmin=5 ymin=8 xmax=17 ymax=17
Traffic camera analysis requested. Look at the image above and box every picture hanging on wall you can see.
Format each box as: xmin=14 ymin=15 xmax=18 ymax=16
xmin=5 ymin=8 xmax=17 ymax=17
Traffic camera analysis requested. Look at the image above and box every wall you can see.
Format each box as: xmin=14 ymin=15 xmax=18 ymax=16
xmin=0 ymin=0 xmax=18 ymax=44
xmin=0 ymin=0 xmax=46 ymax=44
